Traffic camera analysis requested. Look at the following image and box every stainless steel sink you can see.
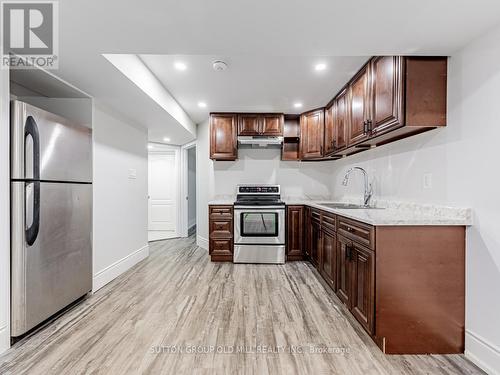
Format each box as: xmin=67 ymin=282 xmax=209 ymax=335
xmin=316 ymin=203 xmax=384 ymax=210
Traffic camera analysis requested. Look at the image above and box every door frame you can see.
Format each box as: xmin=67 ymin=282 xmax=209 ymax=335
xmin=179 ymin=141 xmax=196 ymax=237
xmin=148 ymin=143 xmax=181 ymax=240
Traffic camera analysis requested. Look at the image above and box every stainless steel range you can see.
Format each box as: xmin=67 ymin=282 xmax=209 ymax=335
xmin=233 ymin=184 xmax=285 ymax=264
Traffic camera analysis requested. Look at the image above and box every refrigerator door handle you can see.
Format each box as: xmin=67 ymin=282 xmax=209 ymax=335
xmin=25 ymin=116 xmax=40 ymax=246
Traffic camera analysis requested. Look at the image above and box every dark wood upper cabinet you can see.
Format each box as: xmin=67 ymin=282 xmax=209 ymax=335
xmin=348 ymin=64 xmax=371 ymax=146
xmin=210 ymin=114 xmax=237 ymax=161
xmin=237 ymin=114 xmax=283 ymax=136
xmin=300 ymin=109 xmax=324 ymax=159
xmin=324 ymin=104 xmax=335 ymax=156
xmin=334 ymin=88 xmax=348 ymax=151
xmin=210 ymin=57 xmax=446 ymax=162
xmin=370 ymin=56 xmax=404 ymax=135
xmin=350 ymin=243 xmax=375 ymax=335
xmin=286 ymin=206 xmax=304 ymax=261
xmin=238 ymin=114 xmax=261 ymax=136
xmin=261 ymin=114 xmax=283 ymax=135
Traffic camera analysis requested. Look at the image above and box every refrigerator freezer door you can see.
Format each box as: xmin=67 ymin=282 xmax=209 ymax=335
xmin=11 ymin=100 xmax=92 ymax=182
xmin=11 ymin=181 xmax=92 ymax=337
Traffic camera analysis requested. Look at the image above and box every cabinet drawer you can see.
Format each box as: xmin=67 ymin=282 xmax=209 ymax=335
xmin=209 ymin=219 xmax=233 ymax=238
xmin=209 ymin=239 xmax=233 ymax=255
xmin=322 ymin=211 xmax=336 ymax=233
xmin=209 ymin=205 xmax=233 ymax=218
xmin=311 ymin=209 xmax=321 ymax=223
xmin=337 ymin=216 xmax=375 ymax=250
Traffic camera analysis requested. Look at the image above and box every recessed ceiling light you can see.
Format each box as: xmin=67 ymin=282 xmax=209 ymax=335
xmin=294 ymin=102 xmax=303 ymax=108
xmin=163 ymin=137 xmax=171 ymax=142
xmin=174 ymin=62 xmax=187 ymax=71
xmin=147 ymin=144 xmax=153 ymax=150
xmin=198 ymin=101 xmax=207 ymax=108
xmin=314 ymin=63 xmax=327 ymax=71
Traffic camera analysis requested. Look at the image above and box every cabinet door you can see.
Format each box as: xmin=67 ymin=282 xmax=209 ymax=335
xmin=371 ymin=56 xmax=404 ymax=135
xmin=351 ymin=243 xmax=375 ymax=335
xmin=319 ymin=229 xmax=337 ymax=290
xmin=304 ymin=207 xmax=311 ymax=259
xmin=334 ymin=89 xmax=348 ymax=150
xmin=286 ymin=206 xmax=304 ymax=261
xmin=300 ymin=109 xmax=324 ymax=159
xmin=210 ymin=114 xmax=237 ymax=160
xmin=348 ymin=65 xmax=370 ymax=145
xmin=261 ymin=114 xmax=283 ymax=136
xmin=324 ymin=104 xmax=335 ymax=155
xmin=238 ymin=114 xmax=261 ymax=136
xmin=310 ymin=219 xmax=321 ymax=267
xmin=336 ymin=235 xmax=352 ymax=308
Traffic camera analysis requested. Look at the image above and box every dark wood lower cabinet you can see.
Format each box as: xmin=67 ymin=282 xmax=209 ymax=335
xmin=286 ymin=206 xmax=304 ymax=261
xmin=310 ymin=218 xmax=321 ymax=267
xmin=336 ymin=235 xmax=353 ymax=308
xmin=208 ymin=205 xmax=233 ymax=262
xmin=319 ymin=229 xmax=336 ymax=290
xmin=304 ymin=206 xmax=311 ymax=259
xmin=286 ymin=205 xmax=466 ymax=355
xmin=350 ymin=242 xmax=375 ymax=335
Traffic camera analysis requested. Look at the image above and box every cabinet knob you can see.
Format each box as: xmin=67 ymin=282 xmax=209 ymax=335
xmin=347 ymin=226 xmax=353 ymax=232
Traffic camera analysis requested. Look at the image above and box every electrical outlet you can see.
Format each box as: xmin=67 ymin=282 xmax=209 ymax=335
xmin=128 ymin=168 xmax=137 ymax=179
xmin=423 ymin=173 xmax=432 ymax=189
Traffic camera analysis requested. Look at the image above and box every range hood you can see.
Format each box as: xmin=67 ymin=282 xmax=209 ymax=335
xmin=237 ymin=136 xmax=283 ymax=148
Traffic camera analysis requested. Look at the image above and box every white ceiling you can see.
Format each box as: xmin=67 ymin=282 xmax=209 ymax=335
xmin=139 ymin=55 xmax=369 ymax=124
xmin=46 ymin=0 xmax=500 ymax=144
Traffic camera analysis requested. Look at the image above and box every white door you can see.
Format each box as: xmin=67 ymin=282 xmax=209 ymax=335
xmin=148 ymin=151 xmax=178 ymax=241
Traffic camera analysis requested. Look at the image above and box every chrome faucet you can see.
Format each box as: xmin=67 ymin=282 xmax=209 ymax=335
xmin=342 ymin=167 xmax=373 ymax=207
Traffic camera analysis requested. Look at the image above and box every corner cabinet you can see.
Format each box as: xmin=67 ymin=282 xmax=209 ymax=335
xmin=300 ymin=109 xmax=324 ymax=160
xmin=210 ymin=114 xmax=237 ymax=160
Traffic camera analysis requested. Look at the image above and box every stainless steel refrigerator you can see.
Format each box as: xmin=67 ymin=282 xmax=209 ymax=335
xmin=10 ymin=100 xmax=92 ymax=337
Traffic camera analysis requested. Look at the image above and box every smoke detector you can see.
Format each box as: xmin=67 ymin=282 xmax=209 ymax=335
xmin=212 ymin=60 xmax=228 ymax=71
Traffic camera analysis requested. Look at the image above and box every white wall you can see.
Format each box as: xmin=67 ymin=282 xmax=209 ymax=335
xmin=0 ymin=67 xmax=11 ymax=353
xmin=329 ymin=26 xmax=500 ymax=375
xmin=188 ymin=147 xmax=197 ymax=229
xmin=196 ymin=118 xmax=333 ymax=246
xmin=92 ymin=104 xmax=149 ymax=291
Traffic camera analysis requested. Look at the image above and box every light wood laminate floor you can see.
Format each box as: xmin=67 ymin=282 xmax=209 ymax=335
xmin=0 ymin=236 xmax=483 ymax=374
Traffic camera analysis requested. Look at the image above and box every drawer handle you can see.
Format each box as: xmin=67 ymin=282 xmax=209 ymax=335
xmin=347 ymin=227 xmax=353 ymax=232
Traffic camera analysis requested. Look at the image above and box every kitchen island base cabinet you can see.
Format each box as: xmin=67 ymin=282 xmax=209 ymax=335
xmin=208 ymin=205 xmax=234 ymax=262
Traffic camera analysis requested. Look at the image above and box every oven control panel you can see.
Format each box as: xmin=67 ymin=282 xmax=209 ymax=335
xmin=237 ymin=185 xmax=280 ymax=194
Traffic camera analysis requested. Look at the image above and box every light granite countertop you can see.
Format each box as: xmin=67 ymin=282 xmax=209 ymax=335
xmin=284 ymin=198 xmax=472 ymax=226
xmin=209 ymin=196 xmax=472 ymax=226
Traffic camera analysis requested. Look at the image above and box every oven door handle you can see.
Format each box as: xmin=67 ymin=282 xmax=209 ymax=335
xmin=234 ymin=206 xmax=285 ymax=210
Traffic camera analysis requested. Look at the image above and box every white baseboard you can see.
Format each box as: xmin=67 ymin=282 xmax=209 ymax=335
xmin=466 ymin=330 xmax=500 ymax=375
xmin=93 ymin=244 xmax=149 ymax=292
xmin=0 ymin=325 xmax=10 ymax=354
xmin=197 ymin=235 xmax=208 ymax=250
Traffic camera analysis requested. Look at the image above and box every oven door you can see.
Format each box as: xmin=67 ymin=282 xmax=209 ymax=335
xmin=234 ymin=206 xmax=285 ymax=245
